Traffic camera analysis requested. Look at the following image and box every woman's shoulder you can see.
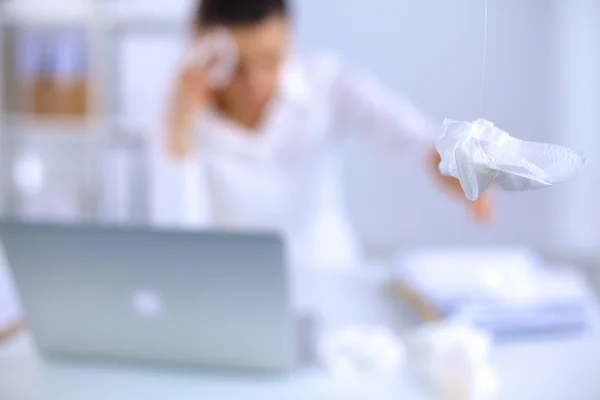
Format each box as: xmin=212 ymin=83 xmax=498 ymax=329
xmin=282 ymin=52 xmax=347 ymax=102
xmin=295 ymin=51 xmax=345 ymax=83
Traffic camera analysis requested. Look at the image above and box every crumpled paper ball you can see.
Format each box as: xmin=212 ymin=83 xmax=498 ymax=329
xmin=319 ymin=325 xmax=406 ymax=380
xmin=436 ymin=118 xmax=587 ymax=201
xmin=406 ymin=322 xmax=500 ymax=400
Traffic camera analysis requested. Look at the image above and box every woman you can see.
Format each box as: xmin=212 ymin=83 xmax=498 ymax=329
xmin=149 ymin=0 xmax=493 ymax=269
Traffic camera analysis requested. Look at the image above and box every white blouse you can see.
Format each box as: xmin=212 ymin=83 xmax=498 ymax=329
xmin=148 ymin=53 xmax=436 ymax=270
xmin=0 ymin=55 xmax=438 ymax=331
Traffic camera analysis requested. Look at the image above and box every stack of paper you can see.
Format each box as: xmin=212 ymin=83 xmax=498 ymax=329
xmin=392 ymin=247 xmax=592 ymax=338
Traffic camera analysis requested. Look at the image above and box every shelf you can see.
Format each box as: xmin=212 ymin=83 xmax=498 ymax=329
xmin=107 ymin=18 xmax=187 ymax=33
xmin=0 ymin=1 xmax=184 ymax=142
xmin=1 ymin=113 xmax=157 ymax=138
xmin=0 ymin=0 xmax=178 ymax=221
xmin=2 ymin=115 xmax=109 ymax=136
xmin=0 ymin=2 xmax=97 ymax=27
xmin=0 ymin=2 xmax=188 ymax=30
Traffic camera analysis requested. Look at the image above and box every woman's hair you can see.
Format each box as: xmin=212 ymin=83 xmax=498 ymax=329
xmin=196 ymin=0 xmax=289 ymax=27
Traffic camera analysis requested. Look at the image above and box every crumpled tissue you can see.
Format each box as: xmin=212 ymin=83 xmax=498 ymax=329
xmin=436 ymin=118 xmax=587 ymax=201
xmin=183 ymin=28 xmax=238 ymax=89
xmin=319 ymin=325 xmax=405 ymax=380
xmin=407 ymin=322 xmax=500 ymax=400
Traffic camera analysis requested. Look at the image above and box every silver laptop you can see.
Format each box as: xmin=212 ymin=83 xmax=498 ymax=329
xmin=0 ymin=220 xmax=297 ymax=372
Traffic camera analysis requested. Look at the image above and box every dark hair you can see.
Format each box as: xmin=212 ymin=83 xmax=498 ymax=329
xmin=196 ymin=0 xmax=289 ymax=27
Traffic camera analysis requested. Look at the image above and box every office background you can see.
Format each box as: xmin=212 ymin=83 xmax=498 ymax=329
xmin=0 ymin=0 xmax=598 ymax=257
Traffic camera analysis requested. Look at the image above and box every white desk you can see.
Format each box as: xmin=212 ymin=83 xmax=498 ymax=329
xmin=2 ymin=265 xmax=600 ymax=400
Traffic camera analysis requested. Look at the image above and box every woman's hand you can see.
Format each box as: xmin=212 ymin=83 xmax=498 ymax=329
xmin=0 ymin=318 xmax=25 ymax=343
xmin=426 ymin=147 xmax=494 ymax=223
xmin=166 ymin=45 xmax=217 ymax=159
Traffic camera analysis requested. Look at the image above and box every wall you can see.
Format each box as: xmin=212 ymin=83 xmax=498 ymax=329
xmin=294 ymin=0 xmax=555 ymax=252
xmin=6 ymin=0 xmax=593 ymax=255
xmin=548 ymin=0 xmax=600 ymax=258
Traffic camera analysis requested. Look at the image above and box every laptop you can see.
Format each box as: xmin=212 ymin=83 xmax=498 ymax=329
xmin=0 ymin=219 xmax=297 ymax=372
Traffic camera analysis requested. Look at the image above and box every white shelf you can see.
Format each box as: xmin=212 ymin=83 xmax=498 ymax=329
xmin=0 ymin=1 xmax=97 ymax=27
xmin=0 ymin=0 xmax=176 ymax=220
xmin=0 ymin=0 xmax=185 ymax=141
xmin=3 ymin=115 xmax=109 ymax=136
xmin=0 ymin=1 xmax=190 ymax=29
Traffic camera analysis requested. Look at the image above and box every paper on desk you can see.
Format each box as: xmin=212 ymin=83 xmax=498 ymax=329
xmin=394 ymin=248 xmax=592 ymax=337
xmin=394 ymin=247 xmax=591 ymax=306
xmin=394 ymin=247 xmax=542 ymax=301
xmin=455 ymin=269 xmax=592 ymax=336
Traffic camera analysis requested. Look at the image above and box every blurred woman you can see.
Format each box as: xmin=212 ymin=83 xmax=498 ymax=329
xmin=149 ymin=0 xmax=493 ymax=268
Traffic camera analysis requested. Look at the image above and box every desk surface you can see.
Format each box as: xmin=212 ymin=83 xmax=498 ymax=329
xmin=2 ymin=266 xmax=600 ymax=400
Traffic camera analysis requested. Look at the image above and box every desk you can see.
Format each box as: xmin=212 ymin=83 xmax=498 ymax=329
xmin=2 ymin=265 xmax=600 ymax=400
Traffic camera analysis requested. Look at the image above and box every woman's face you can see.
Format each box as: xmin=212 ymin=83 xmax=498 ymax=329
xmin=217 ymin=16 xmax=290 ymax=110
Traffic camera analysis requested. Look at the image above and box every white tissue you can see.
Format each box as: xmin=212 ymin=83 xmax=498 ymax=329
xmin=183 ymin=28 xmax=238 ymax=89
xmin=407 ymin=322 xmax=500 ymax=400
xmin=319 ymin=325 xmax=405 ymax=380
xmin=436 ymin=118 xmax=587 ymax=201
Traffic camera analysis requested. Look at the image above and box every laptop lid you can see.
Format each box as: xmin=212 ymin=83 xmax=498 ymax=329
xmin=0 ymin=220 xmax=296 ymax=371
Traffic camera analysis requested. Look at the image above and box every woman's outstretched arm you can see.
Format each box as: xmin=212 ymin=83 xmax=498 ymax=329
xmin=321 ymin=55 xmax=493 ymax=222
